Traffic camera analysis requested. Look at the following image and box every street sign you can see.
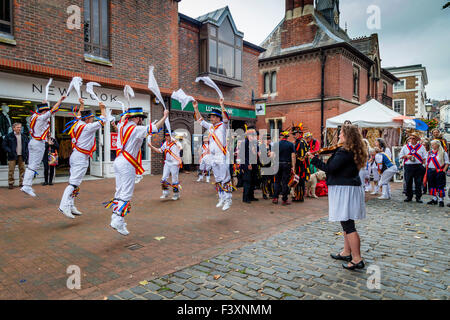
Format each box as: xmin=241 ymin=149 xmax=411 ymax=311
xmin=255 ymin=103 xmax=266 ymax=116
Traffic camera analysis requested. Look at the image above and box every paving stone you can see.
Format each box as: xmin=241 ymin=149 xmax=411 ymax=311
xmin=198 ymin=289 xmax=216 ymax=298
xmin=280 ymin=287 xmax=304 ymax=298
xmin=231 ymin=293 xmax=252 ymax=300
xmin=173 ymin=272 xmax=192 ymax=279
xmin=215 ymin=287 xmax=231 ymax=296
xmin=204 ymin=283 xmax=218 ymax=290
xmin=184 ymin=282 xmax=200 ymax=291
xmin=259 ymin=267 xmax=276 ymax=275
xmin=159 ymin=290 xmax=177 ymax=299
xmin=245 ymin=269 xmax=260 ymax=276
xmin=264 ymin=282 xmax=281 ymax=290
xmin=262 ymin=288 xmax=283 ymax=299
xmin=248 ymin=282 xmax=263 ymax=291
xmin=182 ymin=290 xmax=199 ymax=299
xmin=166 ymin=283 xmax=184 ymax=293
xmin=152 ymin=279 xmax=168 ymax=287
xmin=116 ymin=290 xmax=135 ymax=300
xmin=190 ymin=278 xmax=205 ymax=285
xmin=142 ymin=292 xmax=164 ymax=300
xmin=130 ymin=286 xmax=148 ymax=295
xmin=144 ymin=283 xmax=161 ymax=292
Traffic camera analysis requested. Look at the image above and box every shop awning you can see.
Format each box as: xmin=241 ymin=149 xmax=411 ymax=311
xmin=171 ymin=99 xmax=256 ymax=119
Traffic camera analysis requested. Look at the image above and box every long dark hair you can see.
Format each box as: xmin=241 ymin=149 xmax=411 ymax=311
xmin=342 ymin=125 xmax=368 ymax=170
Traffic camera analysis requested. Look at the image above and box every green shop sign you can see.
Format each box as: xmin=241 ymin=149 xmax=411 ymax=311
xmin=171 ymin=99 xmax=256 ymax=119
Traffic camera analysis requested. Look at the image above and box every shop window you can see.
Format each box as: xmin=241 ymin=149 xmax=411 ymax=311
xmin=268 ymin=118 xmax=283 ymax=133
xmin=382 ymin=82 xmax=388 ymax=96
xmin=0 ymin=99 xmax=35 ymax=166
xmin=0 ymin=0 xmax=13 ymax=35
xmin=84 ymin=0 xmax=110 ymax=59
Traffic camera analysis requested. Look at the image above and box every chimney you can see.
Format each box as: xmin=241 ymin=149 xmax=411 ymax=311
xmin=281 ymin=0 xmax=318 ymax=49
xmin=285 ymin=0 xmax=294 ymax=20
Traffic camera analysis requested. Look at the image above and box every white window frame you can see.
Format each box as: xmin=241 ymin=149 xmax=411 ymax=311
xmin=393 ymin=99 xmax=406 ymax=116
xmin=394 ymin=79 xmax=406 ymax=92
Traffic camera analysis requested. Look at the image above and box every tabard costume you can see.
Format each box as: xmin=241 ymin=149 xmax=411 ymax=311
xmin=197 ymin=108 xmax=233 ymax=211
xmin=157 ymin=133 xmax=183 ymax=200
xmin=21 ymin=103 xmax=58 ymax=197
xmin=104 ymin=108 xmax=158 ymax=235
xmin=59 ymin=110 xmax=106 ymax=218
xmin=197 ymin=140 xmax=212 ymax=183
xmin=292 ymin=126 xmax=310 ymax=202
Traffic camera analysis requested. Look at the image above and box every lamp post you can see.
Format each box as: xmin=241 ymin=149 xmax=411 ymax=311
xmin=425 ymin=101 xmax=433 ymax=138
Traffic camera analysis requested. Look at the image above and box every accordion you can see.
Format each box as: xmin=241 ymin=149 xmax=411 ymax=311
xmin=288 ymin=173 xmax=300 ymax=188
xmin=48 ymin=151 xmax=58 ymax=167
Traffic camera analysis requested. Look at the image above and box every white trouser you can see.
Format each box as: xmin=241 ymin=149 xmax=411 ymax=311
xmin=60 ymin=150 xmax=89 ymax=209
xmin=23 ymin=139 xmax=46 ymax=187
xmin=211 ymin=157 xmax=232 ymax=201
xmin=359 ymin=169 xmax=370 ymax=189
xmin=162 ymin=163 xmax=180 ymax=185
xmin=199 ymin=157 xmax=212 ymax=174
xmin=378 ymin=165 xmax=397 ymax=197
xmin=114 ymin=156 xmax=136 ymax=202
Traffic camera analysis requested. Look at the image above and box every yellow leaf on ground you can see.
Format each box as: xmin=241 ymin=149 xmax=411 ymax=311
xmin=154 ymin=236 xmax=166 ymax=241
xmin=139 ymin=280 xmax=149 ymax=286
xmin=422 ymin=268 xmax=430 ymax=273
xmin=335 ymin=232 xmax=343 ymax=236
xmin=213 ymin=274 xmax=221 ymax=280
xmin=414 ymin=236 xmax=421 ymax=239
xmin=417 ymin=231 xmax=425 ymax=234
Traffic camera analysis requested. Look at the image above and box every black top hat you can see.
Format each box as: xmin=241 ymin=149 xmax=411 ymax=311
xmin=209 ymin=108 xmax=222 ymax=120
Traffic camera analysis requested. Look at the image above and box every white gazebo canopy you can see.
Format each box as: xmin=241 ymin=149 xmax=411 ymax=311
xmin=326 ymin=99 xmax=403 ymax=128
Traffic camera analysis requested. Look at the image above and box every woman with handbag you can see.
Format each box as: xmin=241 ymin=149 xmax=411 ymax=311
xmin=42 ymin=135 xmax=59 ymax=186
xmin=307 ymin=124 xmax=368 ymax=270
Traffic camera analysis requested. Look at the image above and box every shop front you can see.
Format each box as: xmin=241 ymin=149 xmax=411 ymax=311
xmin=0 ymin=71 xmax=152 ymax=185
xmin=169 ymin=99 xmax=256 ymax=165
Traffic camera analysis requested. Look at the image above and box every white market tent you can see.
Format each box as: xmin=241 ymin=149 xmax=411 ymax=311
xmin=326 ymin=99 xmax=403 ymax=128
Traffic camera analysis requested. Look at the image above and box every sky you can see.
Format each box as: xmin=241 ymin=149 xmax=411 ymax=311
xmin=179 ymin=0 xmax=450 ymax=100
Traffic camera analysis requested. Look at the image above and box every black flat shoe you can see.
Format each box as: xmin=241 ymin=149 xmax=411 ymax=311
xmin=42 ymin=182 xmax=48 ymax=186
xmin=404 ymin=198 xmax=412 ymax=202
xmin=330 ymin=253 xmax=352 ymax=262
xmin=250 ymin=198 xmax=259 ymax=201
xmin=342 ymin=260 xmax=365 ymax=270
xmin=439 ymin=201 xmax=444 ymax=207
xmin=427 ymin=200 xmax=438 ymax=205
xmin=416 ymin=199 xmax=423 ymax=203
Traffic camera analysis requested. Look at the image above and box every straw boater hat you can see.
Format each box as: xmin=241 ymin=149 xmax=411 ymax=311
xmin=407 ymin=132 xmax=421 ymax=141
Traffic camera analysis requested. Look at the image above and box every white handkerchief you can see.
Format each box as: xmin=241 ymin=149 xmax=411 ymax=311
xmin=45 ymin=78 xmax=53 ymax=101
xmin=195 ymin=76 xmax=223 ymax=99
xmin=116 ymin=100 xmax=126 ymax=114
xmin=67 ymin=77 xmax=83 ymax=98
xmin=86 ymin=82 xmax=101 ymax=102
xmin=148 ymin=66 xmax=172 ymax=135
xmin=124 ymin=85 xmax=135 ymax=108
xmin=171 ymin=89 xmax=194 ymax=111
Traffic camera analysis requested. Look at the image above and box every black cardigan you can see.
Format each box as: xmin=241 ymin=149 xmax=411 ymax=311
xmin=311 ymin=147 xmax=361 ymax=186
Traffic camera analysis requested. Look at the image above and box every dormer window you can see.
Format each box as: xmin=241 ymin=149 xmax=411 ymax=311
xmin=199 ymin=10 xmax=244 ymax=87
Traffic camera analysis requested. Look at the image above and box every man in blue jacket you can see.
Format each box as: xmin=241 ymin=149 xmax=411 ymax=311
xmin=2 ymin=123 xmax=29 ymax=189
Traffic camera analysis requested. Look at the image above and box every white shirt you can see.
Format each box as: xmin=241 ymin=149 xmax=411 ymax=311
xmin=426 ymin=151 xmax=450 ymax=170
xmin=159 ymin=140 xmax=183 ymax=166
xmin=118 ymin=121 xmax=157 ymax=159
xmin=384 ymin=147 xmax=392 ymax=160
xmin=399 ymin=143 xmax=427 ymax=166
xmin=30 ymin=111 xmax=52 ymax=140
xmin=200 ymin=120 xmax=228 ymax=159
xmin=72 ymin=118 xmax=105 ymax=154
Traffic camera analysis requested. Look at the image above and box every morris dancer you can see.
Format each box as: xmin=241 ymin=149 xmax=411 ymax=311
xmin=375 ymin=147 xmax=398 ymax=200
xmin=104 ymin=108 xmax=169 ymax=235
xmin=148 ymin=132 xmax=183 ymax=200
xmin=197 ymin=135 xmax=212 ymax=183
xmin=399 ymin=133 xmax=427 ymax=203
xmin=58 ymin=99 xmax=107 ymax=219
xmin=292 ymin=124 xmax=310 ymax=202
xmin=425 ymin=140 xmax=449 ymax=207
xmin=21 ymin=96 xmax=66 ymax=197
xmin=193 ymin=98 xmax=233 ymax=211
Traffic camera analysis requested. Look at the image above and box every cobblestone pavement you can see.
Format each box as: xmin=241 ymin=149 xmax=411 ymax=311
xmin=109 ymin=187 xmax=449 ymax=300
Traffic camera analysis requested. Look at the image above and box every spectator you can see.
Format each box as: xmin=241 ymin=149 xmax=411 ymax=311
xmin=42 ymin=135 xmax=59 ymax=186
xmin=2 ymin=123 xmax=29 ymax=189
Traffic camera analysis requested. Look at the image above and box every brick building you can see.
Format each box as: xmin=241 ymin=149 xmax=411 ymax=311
xmin=256 ymin=0 xmax=398 ymax=145
xmin=385 ymin=64 xmax=429 ymax=118
xmin=0 ymin=0 xmax=263 ymax=183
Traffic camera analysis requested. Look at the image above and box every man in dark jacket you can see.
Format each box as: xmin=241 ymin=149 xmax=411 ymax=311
xmin=42 ymin=135 xmax=59 ymax=185
xmin=2 ymin=123 xmax=29 ymax=189
xmin=240 ymin=126 xmax=259 ymax=203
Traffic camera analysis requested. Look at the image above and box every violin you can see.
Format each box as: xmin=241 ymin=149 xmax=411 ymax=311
xmin=311 ymin=143 xmax=344 ymax=155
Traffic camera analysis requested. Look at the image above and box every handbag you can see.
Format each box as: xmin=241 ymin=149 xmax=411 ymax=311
xmin=49 ymin=150 xmax=59 ymax=166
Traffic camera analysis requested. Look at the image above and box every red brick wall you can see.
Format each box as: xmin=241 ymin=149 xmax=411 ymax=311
xmin=0 ymin=0 xmax=179 ymax=91
xmin=178 ymin=22 xmax=260 ymax=109
xmin=281 ymin=15 xmax=317 ymax=49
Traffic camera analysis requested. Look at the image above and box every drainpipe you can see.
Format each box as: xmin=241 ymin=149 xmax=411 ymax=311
xmin=320 ymin=49 xmax=327 ymax=147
